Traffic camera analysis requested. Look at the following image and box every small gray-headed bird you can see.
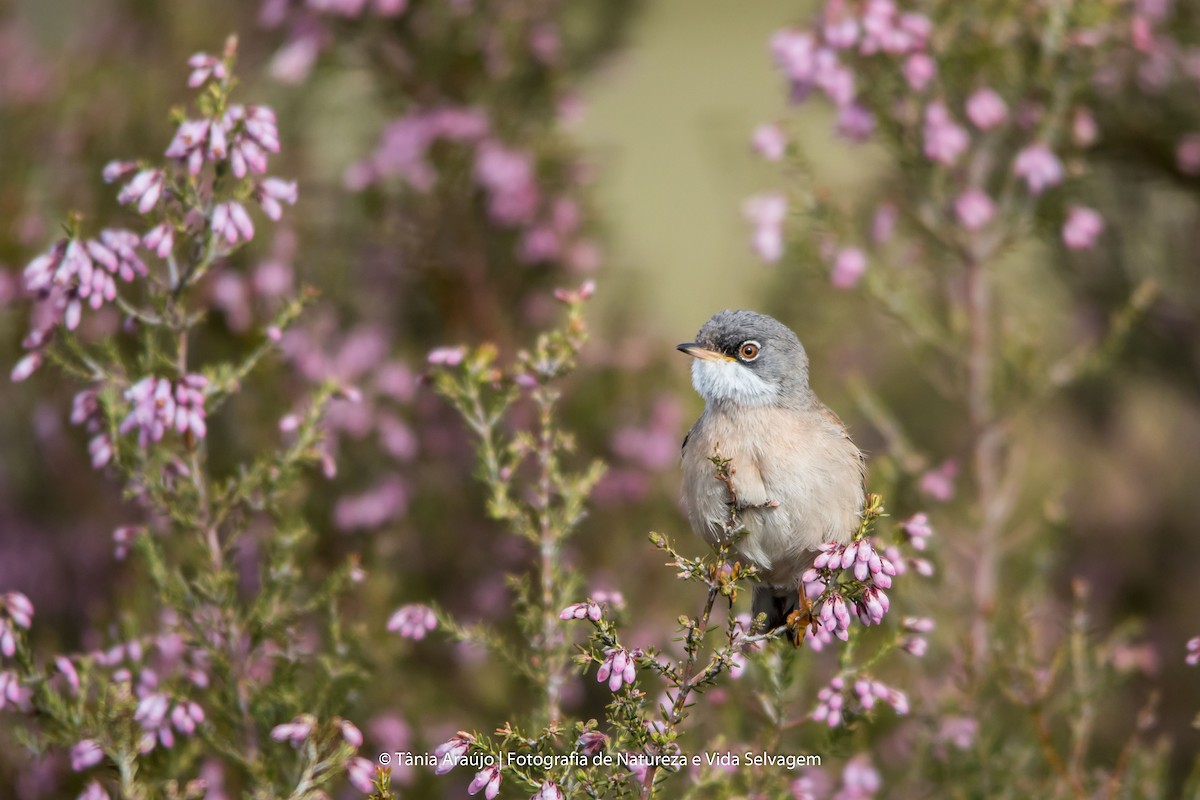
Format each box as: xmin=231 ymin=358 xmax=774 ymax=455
xmin=678 ymin=310 xmax=865 ymax=634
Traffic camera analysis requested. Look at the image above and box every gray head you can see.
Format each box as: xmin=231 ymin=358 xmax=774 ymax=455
xmin=677 ymin=310 xmax=813 ymax=410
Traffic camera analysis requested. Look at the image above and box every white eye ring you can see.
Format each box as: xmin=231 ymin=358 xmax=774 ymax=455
xmin=737 ymin=340 xmax=761 ymax=362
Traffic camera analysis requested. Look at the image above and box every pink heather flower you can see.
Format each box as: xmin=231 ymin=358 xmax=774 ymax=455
xmin=532 ymin=781 xmax=565 ymax=800
xmin=164 ymin=119 xmax=214 ymax=175
xmin=1013 ymin=144 xmax=1064 ymax=194
xmin=0 ymin=621 xmax=13 ymax=658
xmin=1186 ymin=637 xmax=1199 ymax=666
xmin=919 ymin=459 xmax=957 ymax=501
xmin=901 ymin=513 xmax=933 ymax=549
xmin=187 ymin=53 xmax=227 ymax=88
xmin=434 ymin=733 xmax=474 ymax=774
xmin=386 ymin=604 xmax=437 ymax=640
xmin=116 ymin=169 xmax=166 ymax=214
xmin=1177 ymin=134 xmax=1200 ymax=175
xmin=813 ymin=676 xmax=847 ymax=727
xmin=0 ymin=670 xmax=32 ymax=711
xmin=743 ymin=192 xmax=788 ymax=263
xmin=134 ymin=692 xmax=175 ymax=751
xmin=347 ymin=757 xmax=376 ymax=793
xmin=560 ymin=601 xmax=603 ymax=622
xmin=1072 ymin=107 xmax=1099 ymax=147
xmin=468 ymin=765 xmax=502 ymax=799
xmin=593 ymin=589 xmax=626 ymax=611
xmin=71 ymin=739 xmax=104 ymax=771
xmin=938 ymin=716 xmax=979 ymax=750
xmin=212 ymin=201 xmax=255 ymax=245
xmin=770 ymin=29 xmax=818 ymax=83
xmin=270 ymin=715 xmax=315 ymax=745
xmin=902 ymin=53 xmax=936 ymax=91
xmin=255 ymin=178 xmax=298 ymax=221
xmin=923 ymin=102 xmax=969 ymax=165
xmin=836 ymin=104 xmax=875 ymax=142
xmin=577 ymin=730 xmax=608 ymax=757
xmin=180 ymin=702 xmax=206 ymax=733
xmin=965 ymin=88 xmax=1008 ymax=130
xmin=56 ymin=656 xmax=81 ymax=693
xmin=339 ymin=719 xmax=364 ymax=747
xmin=1062 ymin=206 xmax=1104 ymax=250
xmin=955 ymin=189 xmax=995 ymax=231
xmin=119 ymin=375 xmax=208 ymax=447
xmin=752 ymin=123 xmax=787 ymax=161
xmin=824 ymin=16 xmax=859 ymax=49
xmin=841 ymin=754 xmax=882 ymax=797
xmin=427 ymin=346 xmax=466 ymax=366
xmin=475 ymin=141 xmax=539 ymax=226
xmin=102 ymin=160 xmax=137 ymax=184
xmin=596 ymin=647 xmax=637 ymax=691
xmin=872 ymin=203 xmax=898 ymax=244
xmin=11 ymin=352 xmax=43 ymax=382
xmin=143 ymin=223 xmax=174 ymax=259
xmin=79 ymin=780 xmax=111 ymax=800
xmin=901 ymin=636 xmax=928 ymax=656
xmin=2 ymin=592 xmax=33 ymax=629
xmin=831 ymin=247 xmax=867 ymax=289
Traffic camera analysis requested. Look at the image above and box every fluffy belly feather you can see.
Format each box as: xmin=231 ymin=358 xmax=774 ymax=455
xmin=682 ymin=404 xmax=863 ymax=589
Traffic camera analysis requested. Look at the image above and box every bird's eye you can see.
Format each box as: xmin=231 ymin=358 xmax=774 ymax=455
xmin=738 ymin=341 xmax=761 ymax=361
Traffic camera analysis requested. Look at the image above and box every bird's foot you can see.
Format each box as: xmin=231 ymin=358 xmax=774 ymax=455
xmin=785 ymin=590 xmax=816 ymax=648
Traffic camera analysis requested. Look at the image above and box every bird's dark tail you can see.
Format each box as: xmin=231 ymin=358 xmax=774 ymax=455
xmin=752 ymin=586 xmax=800 ymax=632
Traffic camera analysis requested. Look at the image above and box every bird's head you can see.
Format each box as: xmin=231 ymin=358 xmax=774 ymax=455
xmin=677 ymin=310 xmax=813 ymax=410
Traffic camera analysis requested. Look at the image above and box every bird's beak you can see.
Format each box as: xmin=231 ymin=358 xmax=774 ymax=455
xmin=676 ymin=343 xmax=730 ymax=362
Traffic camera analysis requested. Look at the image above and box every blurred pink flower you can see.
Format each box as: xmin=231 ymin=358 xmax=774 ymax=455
xmin=475 ymin=140 xmax=539 ymax=226
xmin=212 ymin=201 xmax=255 ymax=245
xmin=334 ymin=477 xmax=408 ymax=531
xmin=255 ymin=178 xmax=298 ymax=221
xmin=116 ymin=169 xmax=166 ymax=214
xmin=347 ymin=757 xmax=376 ymax=793
xmin=836 ymin=104 xmax=875 ymax=142
xmin=79 ymin=781 xmax=110 ymax=800
xmin=900 ymin=513 xmax=933 ymax=550
xmin=387 ymin=604 xmax=437 ymax=640
xmin=923 ymin=102 xmax=969 ymax=165
xmin=70 ymin=739 xmax=104 ymax=771
xmin=955 ymin=189 xmax=995 ymax=231
xmin=1013 ymin=144 xmax=1063 ymax=194
xmin=427 ymin=346 xmax=466 ymax=366
xmin=1177 ymin=134 xmax=1200 ymax=175
xmin=902 ymin=53 xmax=936 ymax=91
xmin=1062 ymin=206 xmax=1104 ymax=250
xmin=187 ymin=52 xmax=227 ymax=88
xmin=752 ymin=123 xmax=787 ymax=161
xmin=839 ymin=753 xmax=882 ymax=798
xmin=120 ymin=374 xmax=208 ymax=447
xmin=270 ymin=715 xmax=315 ymax=745
xmin=743 ymin=192 xmax=788 ymax=262
xmin=1186 ymin=637 xmax=1199 ymax=666
xmin=831 ymin=247 xmax=867 ymax=289
xmin=965 ymin=88 xmax=1008 ymax=130
xmin=872 ymin=203 xmax=898 ymax=244
xmin=1072 ymin=107 xmax=1098 ymax=147
xmin=919 ymin=459 xmax=957 ymax=501
xmin=937 ymin=716 xmax=978 ymax=751
xmin=143 ymin=223 xmax=175 ymax=259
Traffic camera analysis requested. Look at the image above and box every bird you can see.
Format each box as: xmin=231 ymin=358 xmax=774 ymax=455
xmin=677 ymin=309 xmax=865 ymax=638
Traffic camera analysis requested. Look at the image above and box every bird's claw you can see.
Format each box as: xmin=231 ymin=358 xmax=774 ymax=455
xmin=786 ymin=589 xmax=816 ymax=648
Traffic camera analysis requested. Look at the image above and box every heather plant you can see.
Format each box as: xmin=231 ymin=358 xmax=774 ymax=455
xmin=743 ymin=0 xmax=1200 ymax=795
xmin=2 ymin=39 xmax=376 ymax=799
xmin=412 ymin=290 xmax=931 ymax=799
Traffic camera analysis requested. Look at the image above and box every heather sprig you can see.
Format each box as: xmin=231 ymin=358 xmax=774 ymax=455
xmin=3 ymin=40 xmax=370 ymax=799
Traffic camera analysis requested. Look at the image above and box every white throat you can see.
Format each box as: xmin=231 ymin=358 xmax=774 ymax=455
xmin=691 ymin=358 xmax=779 ymax=408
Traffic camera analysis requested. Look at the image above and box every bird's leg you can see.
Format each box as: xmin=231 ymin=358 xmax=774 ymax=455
xmin=785 ymin=588 xmax=815 ymax=648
